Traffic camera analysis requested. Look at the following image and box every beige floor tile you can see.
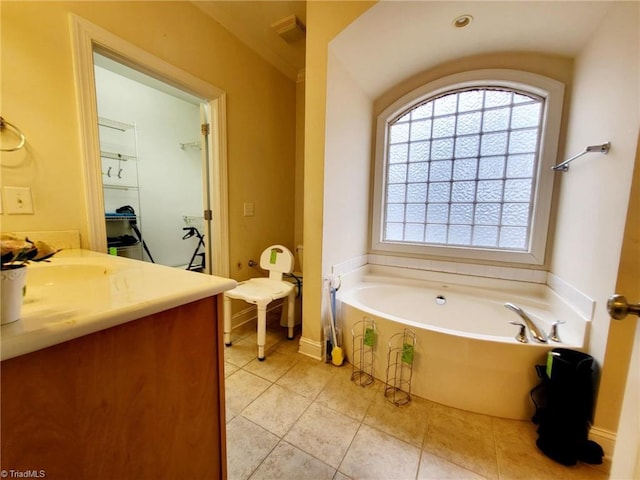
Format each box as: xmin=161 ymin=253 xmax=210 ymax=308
xmin=423 ymin=403 xmax=498 ymax=480
xmin=226 ymin=416 xmax=279 ymax=480
xmin=225 ymin=361 xmax=240 ymax=378
xmin=250 ymin=441 xmax=336 ymax=480
xmin=418 ymin=451 xmax=487 ymax=479
xmin=225 ymin=337 xmax=262 ymax=367
xmin=243 ymin=350 xmax=298 ymax=382
xmin=276 ymin=356 xmax=337 ymax=399
xmin=240 ymin=327 xmax=288 ymax=352
xmin=333 ymin=472 xmax=352 ymax=480
xmin=229 ymin=320 xmax=258 ymax=343
xmin=242 ymin=383 xmax=312 ymax=437
xmin=285 ymin=402 xmax=361 ymax=468
xmin=363 ymin=392 xmax=431 ymax=447
xmin=339 ymin=424 xmax=421 ymax=480
xmin=316 ymin=366 xmax=379 ymax=421
xmin=270 ymin=335 xmax=302 ymax=356
xmin=225 ymin=369 xmax=272 ymax=417
xmin=226 ymin=407 xmax=236 ymax=424
xmin=225 ymin=337 xmax=608 ymax=480
xmin=492 ymin=417 xmax=608 ymax=480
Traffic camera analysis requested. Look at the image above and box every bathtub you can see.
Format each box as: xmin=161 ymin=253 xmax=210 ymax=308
xmin=337 ymin=265 xmax=589 ymax=420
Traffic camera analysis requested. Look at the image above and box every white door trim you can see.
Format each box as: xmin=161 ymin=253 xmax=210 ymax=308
xmin=69 ymin=13 xmax=229 ymax=277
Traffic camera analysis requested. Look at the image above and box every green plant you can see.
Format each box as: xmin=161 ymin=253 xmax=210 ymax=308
xmin=1 ymin=234 xmax=60 ymax=269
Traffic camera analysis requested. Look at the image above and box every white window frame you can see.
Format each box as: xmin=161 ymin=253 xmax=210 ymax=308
xmin=371 ymin=69 xmax=564 ymax=265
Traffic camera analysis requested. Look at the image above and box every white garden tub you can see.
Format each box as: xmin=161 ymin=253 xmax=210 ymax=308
xmin=337 ymin=265 xmax=588 ymax=419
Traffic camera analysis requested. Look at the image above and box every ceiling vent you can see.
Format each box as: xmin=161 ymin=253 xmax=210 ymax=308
xmin=271 ymin=14 xmax=306 ymax=43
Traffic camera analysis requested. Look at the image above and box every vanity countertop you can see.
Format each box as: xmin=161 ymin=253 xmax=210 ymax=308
xmin=1 ymin=249 xmax=236 ymax=360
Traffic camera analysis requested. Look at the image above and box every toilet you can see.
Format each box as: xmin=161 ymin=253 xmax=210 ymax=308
xmin=281 ymin=244 xmax=303 ymax=327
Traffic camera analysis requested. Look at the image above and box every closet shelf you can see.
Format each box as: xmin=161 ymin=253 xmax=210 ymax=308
xmin=98 ymin=117 xmax=135 ymax=131
xmin=103 ymin=184 xmax=138 ymax=191
xmin=109 ymin=244 xmax=141 ymax=252
xmin=101 ymin=151 xmax=136 ymax=161
xmin=105 ymin=213 xmax=138 ymax=222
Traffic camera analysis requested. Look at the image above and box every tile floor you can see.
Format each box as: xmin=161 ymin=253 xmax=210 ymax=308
xmin=224 ymin=317 xmax=609 ymax=480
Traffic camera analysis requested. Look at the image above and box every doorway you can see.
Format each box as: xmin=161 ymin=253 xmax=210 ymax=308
xmin=70 ymin=15 xmax=229 ymax=277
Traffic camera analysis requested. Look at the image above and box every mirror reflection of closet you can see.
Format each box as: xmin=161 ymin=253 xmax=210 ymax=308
xmin=94 ymin=52 xmax=206 ymax=269
xmin=99 ymin=117 xmax=145 ymax=261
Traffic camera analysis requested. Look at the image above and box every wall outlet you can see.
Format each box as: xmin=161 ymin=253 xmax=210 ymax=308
xmin=4 ymin=186 xmax=34 ymax=214
xmin=243 ymin=202 xmax=255 ymax=217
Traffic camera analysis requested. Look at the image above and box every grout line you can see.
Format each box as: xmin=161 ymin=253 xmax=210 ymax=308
xmin=335 ymin=422 xmax=365 ymax=477
xmin=414 ymin=403 xmax=431 ymax=480
xmin=490 ymin=416 xmax=502 ymax=480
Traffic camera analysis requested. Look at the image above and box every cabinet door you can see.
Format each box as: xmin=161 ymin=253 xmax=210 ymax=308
xmin=0 ymin=297 xmax=226 ymax=479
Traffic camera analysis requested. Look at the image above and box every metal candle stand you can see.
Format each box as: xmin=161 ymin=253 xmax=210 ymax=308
xmin=351 ymin=317 xmax=377 ymax=387
xmin=384 ymin=329 xmax=417 ymax=406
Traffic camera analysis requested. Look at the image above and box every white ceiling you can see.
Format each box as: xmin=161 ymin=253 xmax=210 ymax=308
xmin=192 ymin=1 xmax=614 ymax=95
xmin=192 ymin=1 xmax=306 ymax=81
xmin=94 ymin=53 xmax=205 ymax=105
xmin=331 ymin=1 xmax=614 ymax=98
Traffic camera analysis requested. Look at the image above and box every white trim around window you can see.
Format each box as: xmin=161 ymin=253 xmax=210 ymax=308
xmin=371 ymin=69 xmax=565 ymax=265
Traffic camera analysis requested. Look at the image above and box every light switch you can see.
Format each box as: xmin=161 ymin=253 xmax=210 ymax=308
xmin=243 ymin=202 xmax=255 ymax=217
xmin=4 ymin=186 xmax=34 ymax=214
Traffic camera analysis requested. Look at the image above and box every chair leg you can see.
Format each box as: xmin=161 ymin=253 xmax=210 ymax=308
xmin=223 ymin=295 xmax=232 ymax=346
xmin=287 ymin=291 xmax=295 ymax=340
xmin=257 ymin=304 xmax=267 ymax=361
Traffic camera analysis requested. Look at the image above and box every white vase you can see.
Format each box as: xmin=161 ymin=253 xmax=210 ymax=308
xmin=1 ymin=265 xmax=27 ymax=325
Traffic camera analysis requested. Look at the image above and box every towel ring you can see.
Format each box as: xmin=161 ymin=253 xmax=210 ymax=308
xmin=0 ymin=116 xmax=26 ymax=152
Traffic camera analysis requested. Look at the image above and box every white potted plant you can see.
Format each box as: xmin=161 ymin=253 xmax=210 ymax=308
xmin=1 ymin=234 xmax=60 ymax=325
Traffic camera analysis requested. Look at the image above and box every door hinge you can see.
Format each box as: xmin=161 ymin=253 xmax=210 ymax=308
xmin=201 ymin=123 xmax=210 ymax=136
xmin=204 ymin=209 xmax=213 ymax=221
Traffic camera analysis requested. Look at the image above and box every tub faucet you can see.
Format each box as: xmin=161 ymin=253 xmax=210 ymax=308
xmin=504 ymin=303 xmax=548 ymax=343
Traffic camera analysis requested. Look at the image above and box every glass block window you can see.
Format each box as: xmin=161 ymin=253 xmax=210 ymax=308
xmin=383 ymin=88 xmax=543 ymax=251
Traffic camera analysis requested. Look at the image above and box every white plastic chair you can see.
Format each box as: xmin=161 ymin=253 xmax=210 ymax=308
xmin=223 ymin=245 xmax=296 ymax=360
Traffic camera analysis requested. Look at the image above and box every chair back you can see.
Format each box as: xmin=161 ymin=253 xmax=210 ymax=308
xmin=259 ymin=245 xmax=294 ymax=281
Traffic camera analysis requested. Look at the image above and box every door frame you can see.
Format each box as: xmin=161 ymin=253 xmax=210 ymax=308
xmin=69 ymin=14 xmax=229 ymax=277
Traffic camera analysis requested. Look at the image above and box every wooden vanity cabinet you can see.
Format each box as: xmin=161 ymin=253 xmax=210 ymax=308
xmin=1 ymin=296 xmax=226 ymax=479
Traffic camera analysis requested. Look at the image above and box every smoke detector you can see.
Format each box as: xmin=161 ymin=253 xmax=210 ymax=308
xmin=271 ymin=14 xmax=306 ymax=43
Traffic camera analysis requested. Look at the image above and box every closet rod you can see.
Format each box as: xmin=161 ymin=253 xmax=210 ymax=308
xmin=552 ymin=142 xmax=610 ymax=172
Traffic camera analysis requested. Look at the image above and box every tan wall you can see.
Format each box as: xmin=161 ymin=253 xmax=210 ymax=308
xmin=295 ymin=76 xmax=305 ymax=268
xmin=549 ymin=3 xmax=639 ymax=434
xmin=322 ymin=51 xmax=372 ymax=274
xmin=0 ymin=1 xmax=296 ymax=282
xmin=302 ymin=1 xmax=375 ymax=353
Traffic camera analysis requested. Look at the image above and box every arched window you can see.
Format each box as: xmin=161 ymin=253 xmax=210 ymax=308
xmin=372 ymin=70 xmax=564 ymax=265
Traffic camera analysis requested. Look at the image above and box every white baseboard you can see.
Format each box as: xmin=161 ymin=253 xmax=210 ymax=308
xmin=298 ymin=335 xmax=323 ymax=360
xmin=229 ymin=300 xmax=284 ymax=330
xmin=230 ymin=305 xmax=258 ymax=330
xmin=590 ymin=426 xmax=616 ymax=460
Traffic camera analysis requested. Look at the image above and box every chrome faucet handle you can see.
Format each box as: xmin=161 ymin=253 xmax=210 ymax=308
xmin=548 ymin=320 xmax=566 ymax=342
xmin=509 ymin=321 xmax=528 ymax=343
